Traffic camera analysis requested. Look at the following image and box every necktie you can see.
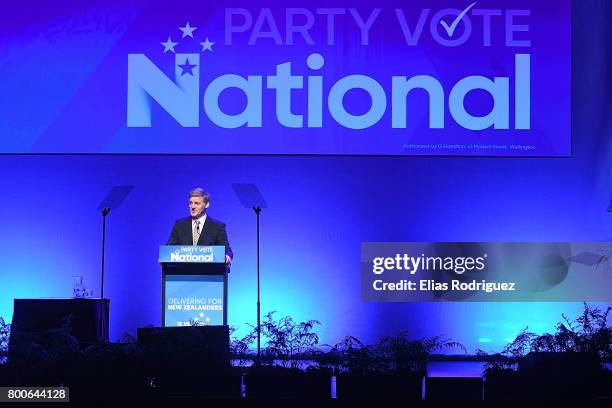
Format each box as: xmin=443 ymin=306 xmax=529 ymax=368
xmin=193 ymin=220 xmax=201 ymax=245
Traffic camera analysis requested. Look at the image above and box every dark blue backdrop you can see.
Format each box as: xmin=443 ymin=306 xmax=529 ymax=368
xmin=0 ymin=1 xmax=611 ymax=352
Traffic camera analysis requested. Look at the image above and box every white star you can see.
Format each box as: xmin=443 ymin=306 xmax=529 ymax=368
xmin=161 ymin=36 xmax=178 ymax=53
xmin=200 ymin=37 xmax=215 ymax=52
xmin=199 ymin=312 xmax=205 ymax=317
xmin=179 ymin=22 xmax=197 ymax=39
xmin=206 ymin=317 xmax=210 ymax=322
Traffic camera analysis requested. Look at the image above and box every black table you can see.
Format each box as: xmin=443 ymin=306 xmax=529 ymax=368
xmin=9 ymin=298 xmax=110 ymax=352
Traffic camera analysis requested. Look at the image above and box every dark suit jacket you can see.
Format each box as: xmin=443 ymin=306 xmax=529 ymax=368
xmin=166 ymin=215 xmax=234 ymax=259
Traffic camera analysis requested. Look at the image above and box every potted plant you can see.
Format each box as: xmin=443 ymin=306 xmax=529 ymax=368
xmin=244 ymin=312 xmax=330 ymax=398
xmin=333 ymin=333 xmax=464 ymax=399
xmin=483 ymin=303 xmax=612 ymax=400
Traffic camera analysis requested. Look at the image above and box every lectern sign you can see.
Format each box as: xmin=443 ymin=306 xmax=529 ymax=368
xmin=159 ymin=245 xmax=227 ymax=327
xmin=158 ymin=245 xmax=226 ymax=263
xmin=164 ymin=275 xmax=224 ymax=326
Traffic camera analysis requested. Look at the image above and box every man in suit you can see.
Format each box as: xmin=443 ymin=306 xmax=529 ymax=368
xmin=167 ymin=187 xmax=233 ymax=266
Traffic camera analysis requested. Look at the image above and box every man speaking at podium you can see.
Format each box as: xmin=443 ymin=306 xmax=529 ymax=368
xmin=167 ymin=188 xmax=233 ymax=266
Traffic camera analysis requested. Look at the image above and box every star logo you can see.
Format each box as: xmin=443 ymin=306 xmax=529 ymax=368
xmin=178 ymin=58 xmax=197 ymax=76
xmin=179 ymin=22 xmax=197 ymax=39
xmin=200 ymin=37 xmax=215 ymax=52
xmin=161 ymin=36 xmax=178 ymax=53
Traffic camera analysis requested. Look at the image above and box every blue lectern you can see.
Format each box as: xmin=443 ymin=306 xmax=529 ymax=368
xmin=159 ymin=245 xmax=227 ymax=327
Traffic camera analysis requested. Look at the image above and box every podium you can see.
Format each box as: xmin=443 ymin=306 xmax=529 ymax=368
xmin=159 ymin=246 xmax=228 ymax=327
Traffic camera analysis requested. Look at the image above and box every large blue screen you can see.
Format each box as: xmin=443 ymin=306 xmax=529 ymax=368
xmin=0 ymin=0 xmax=570 ymax=155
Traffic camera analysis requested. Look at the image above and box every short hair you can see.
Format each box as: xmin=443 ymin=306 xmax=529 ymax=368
xmin=189 ymin=187 xmax=210 ymax=203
